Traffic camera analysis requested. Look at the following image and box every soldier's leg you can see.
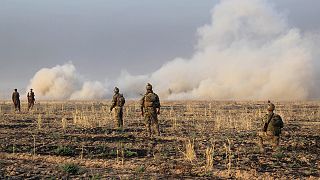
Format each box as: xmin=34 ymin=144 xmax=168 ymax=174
xmin=257 ymin=131 xmax=265 ymax=152
xmin=271 ymin=136 xmax=280 ymax=151
xmin=120 ymin=108 xmax=123 ymax=128
xmin=115 ymin=108 xmax=121 ymax=129
xmin=117 ymin=114 xmax=120 ymax=128
xmin=14 ymin=101 xmax=19 ymax=111
xmin=30 ymin=102 xmax=34 ymax=110
xmin=152 ymin=114 xmax=160 ymax=136
xmin=113 ymin=109 xmax=118 ymax=128
xmin=149 ymin=112 xmax=156 ymax=136
xmin=145 ymin=114 xmax=151 ymax=137
xmin=18 ymin=102 xmax=21 ymax=112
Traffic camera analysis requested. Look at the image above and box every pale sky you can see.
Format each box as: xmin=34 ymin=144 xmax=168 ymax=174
xmin=0 ymin=0 xmax=320 ymax=96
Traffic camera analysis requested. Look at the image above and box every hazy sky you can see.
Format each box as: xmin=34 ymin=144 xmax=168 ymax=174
xmin=0 ymin=0 xmax=320 ymax=95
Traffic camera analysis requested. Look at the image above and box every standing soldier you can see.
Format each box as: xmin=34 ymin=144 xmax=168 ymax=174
xmin=140 ymin=83 xmax=161 ymax=137
xmin=12 ymin=89 xmax=20 ymax=112
xmin=27 ymin=89 xmax=35 ymax=111
xmin=257 ymin=101 xmax=284 ymax=152
xmin=110 ymin=87 xmax=125 ymax=129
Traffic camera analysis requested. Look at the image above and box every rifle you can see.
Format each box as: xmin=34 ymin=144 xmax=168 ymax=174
xmin=263 ymin=113 xmax=274 ymax=132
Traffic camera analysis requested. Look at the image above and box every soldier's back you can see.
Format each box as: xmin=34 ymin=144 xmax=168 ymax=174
xmin=12 ymin=92 xmax=20 ymax=100
xmin=267 ymin=114 xmax=283 ymax=136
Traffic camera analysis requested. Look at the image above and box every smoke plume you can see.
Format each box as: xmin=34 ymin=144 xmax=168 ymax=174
xmin=28 ymin=0 xmax=320 ymax=100
xmin=27 ymin=63 xmax=106 ymax=100
xmin=117 ymin=0 xmax=320 ymax=100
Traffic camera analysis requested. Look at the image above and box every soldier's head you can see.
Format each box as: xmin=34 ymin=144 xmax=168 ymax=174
xmin=114 ymin=87 xmax=119 ymax=94
xmin=267 ymin=102 xmax=275 ymax=112
xmin=30 ymin=89 xmax=33 ymax=92
xmin=14 ymin=89 xmax=17 ymax=92
xmin=146 ymin=83 xmax=153 ymax=92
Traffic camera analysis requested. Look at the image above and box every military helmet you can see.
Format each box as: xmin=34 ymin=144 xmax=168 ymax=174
xmin=146 ymin=83 xmax=152 ymax=90
xmin=267 ymin=103 xmax=275 ymax=111
xmin=114 ymin=87 xmax=119 ymax=93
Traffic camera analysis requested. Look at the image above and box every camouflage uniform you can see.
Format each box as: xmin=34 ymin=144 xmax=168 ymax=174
xmin=27 ymin=89 xmax=35 ymax=111
xmin=258 ymin=102 xmax=284 ymax=152
xmin=12 ymin=89 xmax=20 ymax=112
xmin=110 ymin=87 xmax=125 ymax=129
xmin=140 ymin=83 xmax=161 ymax=136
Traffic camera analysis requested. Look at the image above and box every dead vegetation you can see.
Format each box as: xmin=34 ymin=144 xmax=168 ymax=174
xmin=0 ymin=100 xmax=319 ymax=179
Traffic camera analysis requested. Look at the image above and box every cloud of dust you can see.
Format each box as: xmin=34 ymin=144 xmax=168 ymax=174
xmin=27 ymin=0 xmax=320 ymax=100
xmin=118 ymin=0 xmax=319 ymax=100
xmin=27 ymin=63 xmax=107 ymax=100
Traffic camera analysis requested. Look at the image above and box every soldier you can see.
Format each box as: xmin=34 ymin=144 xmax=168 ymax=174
xmin=140 ymin=83 xmax=161 ymax=137
xmin=27 ymin=89 xmax=35 ymax=111
xmin=110 ymin=87 xmax=125 ymax=129
xmin=257 ymin=101 xmax=284 ymax=152
xmin=12 ymin=89 xmax=20 ymax=112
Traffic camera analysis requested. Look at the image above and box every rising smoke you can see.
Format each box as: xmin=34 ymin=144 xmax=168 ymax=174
xmin=27 ymin=63 xmax=106 ymax=100
xmin=28 ymin=0 xmax=320 ymax=100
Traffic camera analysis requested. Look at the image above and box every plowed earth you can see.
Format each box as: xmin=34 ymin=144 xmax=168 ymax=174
xmin=0 ymin=101 xmax=319 ymax=179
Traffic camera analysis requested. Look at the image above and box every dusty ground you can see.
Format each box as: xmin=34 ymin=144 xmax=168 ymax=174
xmin=0 ymin=100 xmax=319 ymax=179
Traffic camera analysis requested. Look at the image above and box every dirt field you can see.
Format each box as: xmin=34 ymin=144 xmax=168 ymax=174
xmin=0 ymin=100 xmax=319 ymax=179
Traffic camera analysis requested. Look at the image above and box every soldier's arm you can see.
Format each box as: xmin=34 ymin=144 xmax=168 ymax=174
xmin=155 ymin=94 xmax=161 ymax=114
xmin=140 ymin=96 xmax=145 ymax=116
xmin=110 ymin=95 xmax=116 ymax=111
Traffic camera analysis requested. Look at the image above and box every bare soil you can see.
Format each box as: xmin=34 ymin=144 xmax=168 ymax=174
xmin=0 ymin=100 xmax=319 ymax=179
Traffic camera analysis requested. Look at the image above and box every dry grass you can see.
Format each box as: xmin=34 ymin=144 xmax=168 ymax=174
xmin=61 ymin=117 xmax=67 ymax=131
xmin=37 ymin=114 xmax=42 ymax=130
xmin=0 ymin=100 xmax=319 ymax=179
xmin=205 ymin=145 xmax=214 ymax=172
xmin=183 ymin=139 xmax=196 ymax=163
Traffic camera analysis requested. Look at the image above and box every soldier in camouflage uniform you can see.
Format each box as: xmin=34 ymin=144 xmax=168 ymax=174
xmin=140 ymin=83 xmax=161 ymax=137
xmin=257 ymin=101 xmax=284 ymax=152
xmin=27 ymin=89 xmax=35 ymax=111
xmin=12 ymin=89 xmax=20 ymax=112
xmin=110 ymin=87 xmax=125 ymax=129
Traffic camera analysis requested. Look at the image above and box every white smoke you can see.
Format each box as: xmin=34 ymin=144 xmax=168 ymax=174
xmin=69 ymin=81 xmax=106 ymax=100
xmin=119 ymin=0 xmax=319 ymax=100
xmin=115 ymin=70 xmax=149 ymax=97
xmin=27 ymin=0 xmax=320 ymax=100
xmin=27 ymin=63 xmax=106 ymax=100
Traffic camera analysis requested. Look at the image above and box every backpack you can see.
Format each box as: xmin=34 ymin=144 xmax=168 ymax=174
xmin=28 ymin=92 xmax=35 ymax=101
xmin=271 ymin=114 xmax=284 ymax=128
xmin=269 ymin=114 xmax=284 ymax=136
